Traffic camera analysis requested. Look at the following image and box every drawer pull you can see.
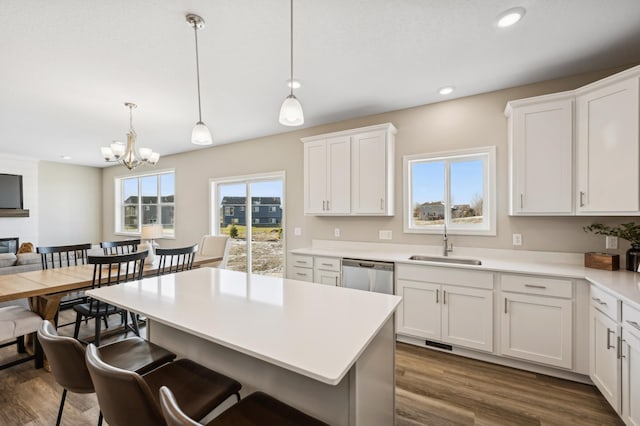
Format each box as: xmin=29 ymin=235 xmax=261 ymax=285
xmin=443 ymin=290 xmax=446 ymax=305
xmin=524 ymin=284 xmax=547 ymax=289
xmin=321 ymin=263 xmax=333 ymax=267
xmin=295 ymin=260 xmax=308 ymax=264
xmin=504 ymin=297 xmax=508 ymax=314
xmin=436 ymin=289 xmax=439 ymax=304
xmin=295 ymin=272 xmax=308 ymax=276
xmin=627 ymin=320 xmax=640 ymax=331
xmin=607 ymin=328 xmax=615 ymax=350
xmin=591 ymin=297 xmax=607 ymax=306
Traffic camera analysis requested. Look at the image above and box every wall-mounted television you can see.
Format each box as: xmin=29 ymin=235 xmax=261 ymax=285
xmin=0 ymin=174 xmax=24 ymax=209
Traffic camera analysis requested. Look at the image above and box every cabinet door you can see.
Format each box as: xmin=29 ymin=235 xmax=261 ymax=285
xmin=510 ymin=99 xmax=573 ymax=215
xmin=577 ymin=77 xmax=640 ymax=214
xmin=314 ymin=270 xmax=340 ymax=286
xmin=590 ymin=307 xmax=621 ymax=413
xmin=303 ymin=140 xmax=328 ymax=214
xmin=622 ymin=328 xmax=640 ymax=425
xmin=441 ymin=285 xmax=493 ymax=352
xmin=351 ymin=130 xmax=392 ymax=215
xmin=501 ymin=293 xmax=573 ymax=369
xmin=395 ymin=280 xmax=440 ymax=341
xmin=326 ymin=136 xmax=351 ymax=214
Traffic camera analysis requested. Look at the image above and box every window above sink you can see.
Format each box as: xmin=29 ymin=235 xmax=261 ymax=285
xmin=403 ymin=146 xmax=496 ymax=236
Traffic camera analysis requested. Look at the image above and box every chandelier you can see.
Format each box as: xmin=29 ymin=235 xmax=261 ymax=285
xmin=100 ymin=102 xmax=160 ymax=170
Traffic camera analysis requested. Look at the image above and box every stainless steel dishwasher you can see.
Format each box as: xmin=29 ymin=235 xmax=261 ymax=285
xmin=341 ymin=258 xmax=394 ymax=294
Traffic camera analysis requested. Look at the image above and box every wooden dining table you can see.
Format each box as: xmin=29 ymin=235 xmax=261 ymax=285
xmin=0 ymin=255 xmax=222 ymax=321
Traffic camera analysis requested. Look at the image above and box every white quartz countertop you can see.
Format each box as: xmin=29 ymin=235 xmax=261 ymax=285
xmin=291 ymin=240 xmax=640 ymax=308
xmin=86 ymin=267 xmax=401 ymax=385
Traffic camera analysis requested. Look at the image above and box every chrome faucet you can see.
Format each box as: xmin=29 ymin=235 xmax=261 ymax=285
xmin=443 ymin=224 xmax=453 ymax=256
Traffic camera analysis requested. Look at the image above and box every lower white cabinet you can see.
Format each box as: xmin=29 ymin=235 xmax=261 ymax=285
xmin=590 ymin=305 xmax=621 ymax=413
xmin=622 ymin=327 xmax=640 ymax=425
xmin=314 ymin=256 xmax=341 ymax=286
xmin=395 ymin=265 xmax=494 ymax=353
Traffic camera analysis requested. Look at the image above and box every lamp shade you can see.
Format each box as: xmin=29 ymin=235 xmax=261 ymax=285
xmin=192 ymin=121 xmax=213 ymax=145
xmin=141 ymin=224 xmax=163 ymax=240
xmin=279 ymin=94 xmax=304 ymax=126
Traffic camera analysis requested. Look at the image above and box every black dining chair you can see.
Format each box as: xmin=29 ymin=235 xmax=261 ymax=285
xmin=39 ymin=320 xmax=176 ymax=426
xmin=37 ymin=243 xmax=93 ymax=326
xmin=73 ymin=251 xmax=147 ymax=346
xmin=156 ymin=244 xmax=198 ymax=275
xmin=85 ymin=343 xmax=242 ymax=426
xmin=100 ymin=239 xmax=140 ymax=255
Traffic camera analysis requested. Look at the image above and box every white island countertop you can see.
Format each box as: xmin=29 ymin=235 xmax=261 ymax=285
xmin=87 ymin=267 xmax=401 ymax=385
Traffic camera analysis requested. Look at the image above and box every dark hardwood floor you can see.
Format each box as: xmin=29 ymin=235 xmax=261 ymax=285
xmin=0 ymin=311 xmax=623 ymax=425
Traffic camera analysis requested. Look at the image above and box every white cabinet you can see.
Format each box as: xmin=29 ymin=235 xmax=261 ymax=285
xmin=590 ymin=285 xmax=622 ymax=414
xmin=505 ymin=93 xmax=573 ymax=215
xmin=303 ymin=136 xmax=351 ymax=215
xmin=302 ymin=123 xmax=396 ymax=216
xmin=289 ymin=254 xmax=314 ymax=282
xmin=351 ymin=129 xmax=394 ymax=215
xmin=622 ymin=303 xmax=640 ymax=425
xmin=576 ymin=75 xmax=640 ymax=215
xmin=396 ymin=264 xmax=494 ymax=352
xmin=500 ymin=274 xmax=574 ymax=369
xmin=314 ymin=256 xmax=341 ymax=286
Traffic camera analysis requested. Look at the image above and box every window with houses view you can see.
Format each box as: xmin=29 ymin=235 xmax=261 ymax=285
xmin=116 ymin=171 xmax=175 ymax=236
xmin=404 ymin=147 xmax=495 ymax=235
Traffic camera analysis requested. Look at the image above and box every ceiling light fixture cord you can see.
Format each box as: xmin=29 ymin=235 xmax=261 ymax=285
xmin=194 ymin=20 xmax=203 ymax=122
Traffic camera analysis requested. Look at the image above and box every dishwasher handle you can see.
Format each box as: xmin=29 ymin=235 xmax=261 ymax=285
xmin=341 ymin=258 xmax=394 ymax=271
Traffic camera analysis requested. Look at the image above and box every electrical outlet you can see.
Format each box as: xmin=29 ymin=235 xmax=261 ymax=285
xmin=379 ymin=230 xmax=392 ymax=240
xmin=294 ymin=227 xmax=302 ymax=236
xmin=605 ymin=236 xmax=618 ymax=250
xmin=512 ymin=233 xmax=522 ymax=246
xmin=334 ymin=228 xmax=341 ymax=237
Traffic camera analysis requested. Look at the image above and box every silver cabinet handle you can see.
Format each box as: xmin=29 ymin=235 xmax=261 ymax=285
xmin=322 ymin=200 xmax=326 ymax=211
xmin=618 ymin=336 xmax=623 ymax=359
xmin=295 ymin=260 xmax=307 ymax=264
xmin=627 ymin=320 xmax=640 ymax=331
xmin=321 ymin=263 xmax=333 ymax=267
xmin=443 ymin=290 xmax=446 ymax=305
xmin=380 ymin=198 xmax=384 ymax=210
xmin=525 ymin=284 xmax=547 ymax=289
xmin=520 ymin=193 xmax=523 ymax=209
xmin=607 ymin=328 xmax=615 ymax=350
xmin=504 ymin=297 xmax=508 ymax=314
xmin=326 ymin=200 xmax=330 ymax=211
xmin=591 ymin=297 xmax=607 ymax=306
xmin=335 ymin=276 xmax=338 ymax=286
xmin=436 ymin=289 xmax=439 ymax=304
xmin=295 ymin=272 xmax=307 ymax=276
xmin=580 ymin=191 xmax=585 ymax=207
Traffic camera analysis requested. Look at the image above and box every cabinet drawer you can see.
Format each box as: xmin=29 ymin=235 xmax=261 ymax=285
xmin=314 ymin=256 xmax=340 ymax=271
xmin=590 ymin=285 xmax=620 ymax=321
xmin=291 ymin=254 xmax=313 ymax=268
xmin=623 ymin=302 xmax=640 ymax=337
xmin=396 ymin=264 xmax=493 ymax=290
xmin=290 ymin=266 xmax=313 ymax=282
xmin=501 ymin=274 xmax=573 ymax=298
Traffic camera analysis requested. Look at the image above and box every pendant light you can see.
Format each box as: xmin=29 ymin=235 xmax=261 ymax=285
xmin=100 ymin=102 xmax=160 ymax=170
xmin=186 ymin=14 xmax=213 ymax=145
xmin=279 ymin=0 xmax=304 ymax=126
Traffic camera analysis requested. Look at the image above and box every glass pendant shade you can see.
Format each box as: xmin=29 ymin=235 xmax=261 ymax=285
xmin=191 ymin=121 xmax=213 ymax=145
xmin=279 ymin=94 xmax=304 ymax=126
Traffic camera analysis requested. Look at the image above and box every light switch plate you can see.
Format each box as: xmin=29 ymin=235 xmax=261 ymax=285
xmin=334 ymin=228 xmax=341 ymax=237
xmin=379 ymin=230 xmax=392 ymax=240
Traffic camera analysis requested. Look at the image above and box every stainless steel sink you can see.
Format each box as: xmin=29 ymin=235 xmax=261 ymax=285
xmin=408 ymin=255 xmax=482 ymax=265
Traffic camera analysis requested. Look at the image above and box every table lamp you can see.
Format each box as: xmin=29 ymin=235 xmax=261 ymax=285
xmin=141 ymin=224 xmax=163 ymax=264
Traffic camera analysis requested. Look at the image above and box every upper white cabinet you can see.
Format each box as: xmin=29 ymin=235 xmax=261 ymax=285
xmin=576 ymin=76 xmax=640 ymax=214
xmin=505 ymin=93 xmax=574 ymax=215
xmin=505 ymin=64 xmax=640 ymax=216
xmin=302 ymin=123 xmax=396 ymax=216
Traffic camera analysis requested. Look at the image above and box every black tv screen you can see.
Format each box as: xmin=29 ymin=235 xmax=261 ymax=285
xmin=0 ymin=174 xmax=24 ymax=209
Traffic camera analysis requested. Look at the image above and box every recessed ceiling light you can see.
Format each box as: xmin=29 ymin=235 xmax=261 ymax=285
xmin=60 ymin=155 xmax=72 ymax=160
xmin=497 ymin=7 xmax=526 ymax=28
xmin=439 ymin=86 xmax=454 ymax=95
xmin=287 ymin=79 xmax=301 ymax=89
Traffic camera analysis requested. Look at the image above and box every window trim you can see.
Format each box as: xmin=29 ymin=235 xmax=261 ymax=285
xmin=403 ymin=146 xmax=496 ymax=236
xmin=114 ymin=168 xmax=175 ymax=237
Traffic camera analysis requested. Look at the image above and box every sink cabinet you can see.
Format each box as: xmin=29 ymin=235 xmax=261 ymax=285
xmin=302 ymin=123 xmax=396 ymax=216
xmin=396 ymin=264 xmax=494 ymax=352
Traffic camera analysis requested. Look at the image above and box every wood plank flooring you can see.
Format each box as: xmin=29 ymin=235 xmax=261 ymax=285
xmin=0 ymin=311 xmax=624 ymax=425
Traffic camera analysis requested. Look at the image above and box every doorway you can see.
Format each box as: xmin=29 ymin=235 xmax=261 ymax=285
xmin=211 ymin=172 xmax=285 ymax=277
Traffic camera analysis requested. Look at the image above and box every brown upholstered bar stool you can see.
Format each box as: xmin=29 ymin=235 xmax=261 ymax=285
xmin=38 ymin=320 xmax=176 ymax=426
xmin=159 ymin=386 xmax=328 ymax=426
xmin=85 ymin=343 xmax=242 ymax=426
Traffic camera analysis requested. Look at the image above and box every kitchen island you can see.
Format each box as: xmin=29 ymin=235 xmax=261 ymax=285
xmin=86 ymin=267 xmax=401 ymax=425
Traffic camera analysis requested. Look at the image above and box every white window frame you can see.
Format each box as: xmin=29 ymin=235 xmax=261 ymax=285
xmin=403 ymin=146 xmax=496 ymax=236
xmin=114 ymin=168 xmax=175 ymax=237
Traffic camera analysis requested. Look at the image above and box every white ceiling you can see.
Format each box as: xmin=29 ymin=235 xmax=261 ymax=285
xmin=2 ymin=0 xmax=640 ymax=167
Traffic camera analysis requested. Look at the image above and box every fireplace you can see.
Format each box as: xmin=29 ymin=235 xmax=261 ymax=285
xmin=0 ymin=237 xmax=19 ymax=254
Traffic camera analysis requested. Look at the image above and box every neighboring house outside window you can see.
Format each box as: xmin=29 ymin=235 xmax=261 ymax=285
xmin=404 ymin=147 xmax=496 ymax=235
xmin=220 ymin=197 xmax=282 ymax=227
xmin=116 ymin=171 xmax=175 ymax=236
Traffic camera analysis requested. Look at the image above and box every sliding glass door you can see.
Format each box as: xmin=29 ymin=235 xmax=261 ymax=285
xmin=212 ymin=172 xmax=284 ymax=277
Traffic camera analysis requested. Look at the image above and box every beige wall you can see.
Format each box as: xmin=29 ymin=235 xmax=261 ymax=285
xmin=102 ymin=63 xmax=640 ymax=258
xmin=39 ymin=161 xmax=102 ymax=246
